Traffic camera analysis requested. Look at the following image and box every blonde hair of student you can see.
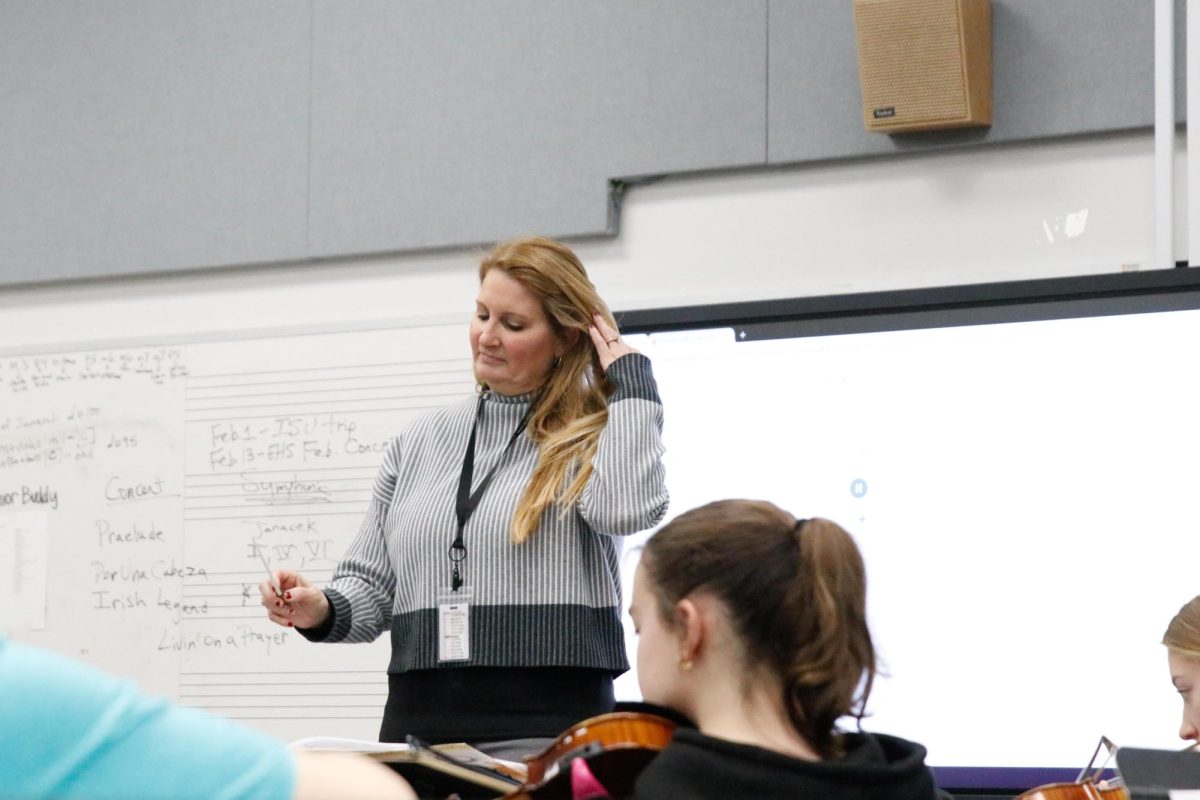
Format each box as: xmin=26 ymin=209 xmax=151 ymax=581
xmin=1164 ymin=595 xmax=1200 ymax=661
xmin=478 ymin=235 xmax=618 ymax=544
xmin=640 ymin=499 xmax=876 ymax=759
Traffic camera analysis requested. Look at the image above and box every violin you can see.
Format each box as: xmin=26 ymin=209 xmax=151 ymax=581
xmin=1016 ymin=736 xmax=1128 ymax=800
xmin=1015 ymin=777 xmax=1127 ymax=800
xmin=500 ymin=710 xmax=677 ymax=800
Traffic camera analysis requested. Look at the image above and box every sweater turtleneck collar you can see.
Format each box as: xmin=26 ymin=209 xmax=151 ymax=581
xmin=480 ymin=386 xmax=538 ymax=405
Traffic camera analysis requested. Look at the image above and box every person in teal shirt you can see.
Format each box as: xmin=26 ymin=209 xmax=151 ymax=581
xmin=0 ymin=634 xmax=415 ymax=800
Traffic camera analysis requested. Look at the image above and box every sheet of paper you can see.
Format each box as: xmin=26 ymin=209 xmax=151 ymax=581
xmin=0 ymin=511 xmax=48 ymax=630
xmin=289 ymin=736 xmax=410 ymax=753
xmin=288 ymin=737 xmax=526 ymax=780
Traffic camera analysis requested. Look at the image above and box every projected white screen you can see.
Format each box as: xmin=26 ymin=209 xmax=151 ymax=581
xmin=613 ymin=306 xmax=1200 ymax=769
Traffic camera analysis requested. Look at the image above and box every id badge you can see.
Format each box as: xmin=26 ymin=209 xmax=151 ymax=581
xmin=437 ymin=587 xmax=471 ymax=662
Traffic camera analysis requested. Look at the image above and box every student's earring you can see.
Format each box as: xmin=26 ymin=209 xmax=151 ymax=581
xmin=679 ymin=654 xmax=693 ymax=672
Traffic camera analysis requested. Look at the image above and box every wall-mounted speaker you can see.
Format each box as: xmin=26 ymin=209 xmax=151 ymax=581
xmin=853 ymin=0 xmax=992 ymax=133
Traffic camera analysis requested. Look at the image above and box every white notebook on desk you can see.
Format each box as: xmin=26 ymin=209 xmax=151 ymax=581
xmin=290 ymin=736 xmax=527 ymax=792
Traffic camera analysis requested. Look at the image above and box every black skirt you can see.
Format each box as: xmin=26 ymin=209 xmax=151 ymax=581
xmin=379 ymin=665 xmax=615 ymax=745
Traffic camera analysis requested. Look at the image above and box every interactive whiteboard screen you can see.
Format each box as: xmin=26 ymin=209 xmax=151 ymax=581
xmin=612 ymin=301 xmax=1200 ymax=781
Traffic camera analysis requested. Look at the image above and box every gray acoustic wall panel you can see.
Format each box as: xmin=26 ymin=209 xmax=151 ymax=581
xmin=0 ymin=2 xmax=1185 ymax=287
xmin=0 ymin=2 xmax=310 ymax=284
xmin=307 ymin=0 xmax=767 ymax=257
xmin=768 ymin=0 xmax=1185 ymax=163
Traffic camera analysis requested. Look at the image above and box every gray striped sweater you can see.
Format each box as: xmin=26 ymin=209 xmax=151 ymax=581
xmin=307 ymin=353 xmax=668 ymax=675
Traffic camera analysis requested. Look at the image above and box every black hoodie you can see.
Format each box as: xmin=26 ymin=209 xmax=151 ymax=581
xmin=628 ymin=728 xmax=947 ymax=800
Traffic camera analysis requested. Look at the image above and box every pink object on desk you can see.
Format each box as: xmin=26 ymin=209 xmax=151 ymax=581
xmin=570 ymin=757 xmax=613 ymax=800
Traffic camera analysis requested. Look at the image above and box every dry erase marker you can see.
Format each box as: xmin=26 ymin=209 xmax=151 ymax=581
xmin=257 ymin=548 xmax=283 ymax=598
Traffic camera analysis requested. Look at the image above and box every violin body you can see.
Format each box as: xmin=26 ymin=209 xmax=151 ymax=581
xmin=501 ymin=711 xmax=676 ymax=800
xmin=1016 ymin=778 xmax=1129 ymax=800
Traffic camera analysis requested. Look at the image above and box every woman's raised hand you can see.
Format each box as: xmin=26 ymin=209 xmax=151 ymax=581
xmin=260 ymin=569 xmax=331 ymax=630
xmin=589 ymin=312 xmax=638 ymax=372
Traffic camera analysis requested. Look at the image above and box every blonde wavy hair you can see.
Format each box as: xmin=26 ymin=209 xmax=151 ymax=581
xmin=476 ymin=236 xmax=617 ymax=543
xmin=1165 ymin=595 xmax=1200 ymax=662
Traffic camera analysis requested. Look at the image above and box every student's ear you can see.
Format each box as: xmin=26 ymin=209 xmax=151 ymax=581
xmin=675 ymin=598 xmax=705 ymax=664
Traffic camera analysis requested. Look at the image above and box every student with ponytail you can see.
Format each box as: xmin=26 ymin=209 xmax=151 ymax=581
xmin=627 ymin=499 xmax=945 ymax=799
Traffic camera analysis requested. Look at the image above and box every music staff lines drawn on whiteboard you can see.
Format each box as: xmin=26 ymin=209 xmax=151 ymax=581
xmin=183 ymin=360 xmax=473 ymax=421
xmin=185 ymin=356 xmax=471 ymax=380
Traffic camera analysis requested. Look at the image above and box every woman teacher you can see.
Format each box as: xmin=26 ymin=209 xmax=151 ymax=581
xmin=261 ymin=235 xmax=668 ymax=754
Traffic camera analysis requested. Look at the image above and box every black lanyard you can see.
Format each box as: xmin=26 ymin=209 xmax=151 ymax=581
xmin=450 ymin=394 xmax=533 ymax=591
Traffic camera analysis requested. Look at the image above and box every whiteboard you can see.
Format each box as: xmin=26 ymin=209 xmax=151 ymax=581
xmin=6 ymin=294 xmax=1196 ymax=771
xmin=0 ymin=320 xmax=476 ymax=741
